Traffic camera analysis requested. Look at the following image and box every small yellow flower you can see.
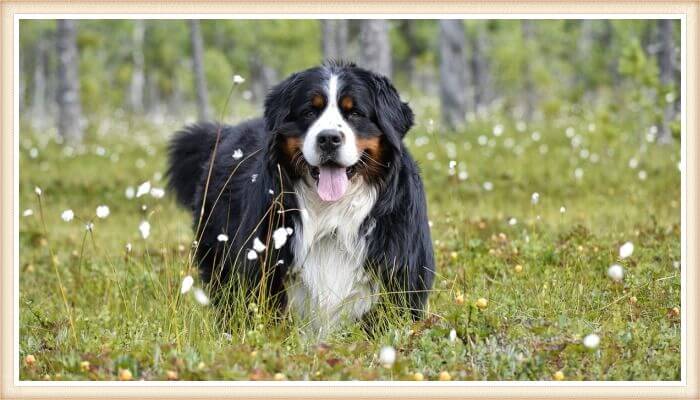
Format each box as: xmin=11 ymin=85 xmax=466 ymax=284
xmin=438 ymin=371 xmax=452 ymax=381
xmin=197 ymin=361 xmax=206 ymax=370
xmin=274 ymin=373 xmax=287 ymax=381
xmin=514 ymin=264 xmax=523 ymax=273
xmin=450 ymin=251 xmax=458 ymax=260
xmin=25 ymin=354 xmax=36 ymax=366
xmin=454 ymin=293 xmax=464 ymax=305
xmin=671 ymin=307 xmax=680 ymax=317
xmin=475 ymin=298 xmax=488 ymax=310
xmin=80 ymin=360 xmax=90 ymax=372
xmin=118 ymin=368 xmax=133 ymax=381
xmin=629 ymin=296 xmax=638 ymax=304
xmin=250 ymin=350 xmax=258 ymax=358
xmin=553 ymin=370 xmax=565 ymax=381
xmin=166 ymin=370 xmax=178 ymax=380
xmin=413 ymin=372 xmax=424 ymax=381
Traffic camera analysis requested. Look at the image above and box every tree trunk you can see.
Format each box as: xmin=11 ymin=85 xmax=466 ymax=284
xmin=31 ymin=34 xmax=48 ymax=128
xmin=129 ymin=20 xmax=145 ymax=112
xmin=398 ymin=20 xmax=421 ymax=86
xmin=601 ymin=20 xmax=620 ymax=88
xmin=321 ymin=20 xmax=348 ymax=61
xmin=470 ymin=22 xmax=491 ymax=111
xmin=358 ymin=20 xmax=392 ymax=77
xmin=56 ymin=20 xmax=83 ymax=144
xmin=189 ymin=19 xmax=211 ymax=121
xmin=521 ymin=20 xmax=537 ymax=121
xmin=439 ymin=20 xmax=468 ymax=131
xmin=657 ymin=19 xmax=674 ymax=144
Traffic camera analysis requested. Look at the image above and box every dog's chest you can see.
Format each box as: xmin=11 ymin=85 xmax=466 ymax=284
xmin=286 ymin=179 xmax=378 ymax=334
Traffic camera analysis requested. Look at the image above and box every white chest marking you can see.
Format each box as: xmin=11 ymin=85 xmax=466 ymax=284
xmin=287 ymin=178 xmax=377 ymax=336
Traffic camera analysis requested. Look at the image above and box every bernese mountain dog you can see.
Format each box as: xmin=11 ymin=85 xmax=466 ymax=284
xmin=167 ymin=61 xmax=434 ymax=335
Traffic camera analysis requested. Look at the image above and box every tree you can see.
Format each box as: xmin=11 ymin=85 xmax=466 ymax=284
xmin=56 ymin=20 xmax=83 ymax=144
xmin=189 ymin=19 xmax=211 ymax=121
xmin=321 ymin=20 xmax=348 ymax=61
xmin=128 ymin=20 xmax=145 ymax=112
xmin=520 ymin=20 xmax=537 ymax=121
xmin=657 ymin=19 xmax=675 ymax=144
xmin=358 ymin=20 xmax=392 ymax=77
xmin=439 ymin=20 xmax=468 ymax=130
xmin=469 ymin=22 xmax=492 ymax=112
xmin=30 ymin=31 xmax=48 ymax=128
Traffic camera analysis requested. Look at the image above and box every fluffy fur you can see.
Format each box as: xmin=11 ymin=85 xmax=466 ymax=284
xmin=167 ymin=61 xmax=434 ymax=333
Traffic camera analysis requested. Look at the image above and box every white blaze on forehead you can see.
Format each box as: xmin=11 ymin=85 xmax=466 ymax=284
xmin=302 ymin=74 xmax=359 ymax=167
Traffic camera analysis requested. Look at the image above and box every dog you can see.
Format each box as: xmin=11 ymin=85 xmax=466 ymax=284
xmin=167 ymin=61 xmax=434 ymax=335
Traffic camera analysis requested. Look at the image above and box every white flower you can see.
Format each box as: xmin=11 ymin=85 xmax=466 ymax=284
xmin=574 ymin=168 xmax=584 ymax=180
xmin=222 ymin=332 xmax=233 ymax=341
xmin=483 ymin=181 xmax=493 ymax=191
xmin=139 ymin=220 xmax=151 ymax=239
xmin=565 ymin=127 xmax=575 ymax=138
xmin=607 ymin=264 xmax=624 ymax=282
xmin=458 ymin=171 xmax=468 ymax=181
xmin=560 ymin=206 xmax=566 ymax=213
xmin=85 ymin=222 xmax=94 ymax=232
xmin=268 ymin=189 xmax=274 ymax=195
xmin=22 ymin=209 xmax=34 ymax=217
xmin=272 ymin=227 xmax=290 ymax=249
xmin=492 ymin=124 xmax=504 ymax=136
xmin=180 ymin=275 xmax=194 ymax=294
xmin=448 ymin=160 xmax=457 ymax=170
xmin=619 ymin=242 xmax=634 ymax=259
xmin=232 ymin=149 xmax=243 ymax=160
xmin=233 ymin=74 xmax=245 ymax=84
xmin=508 ymin=217 xmax=517 ymax=226
xmin=449 ymin=329 xmax=457 ymax=343
xmin=125 ymin=186 xmax=135 ymax=199
xmin=217 ymin=234 xmax=229 ymax=242
xmin=583 ymin=333 xmax=600 ymax=349
xmin=246 ymin=249 xmax=258 ymax=260
xmin=379 ymin=346 xmax=396 ymax=367
xmin=136 ymin=181 xmax=151 ymax=198
xmin=628 ymin=158 xmax=639 ymax=169
xmin=251 ymin=174 xmax=258 ymax=183
xmin=34 ymin=186 xmax=42 ymax=196
xmin=253 ymin=237 xmax=266 ymax=253
xmin=193 ymin=288 xmax=210 ymax=305
xmin=125 ymin=243 xmax=132 ymax=252
xmin=285 ymin=227 xmax=293 ymax=235
xmin=531 ymin=131 xmax=541 ymax=141
xmin=150 ymin=187 xmax=165 ymax=199
xmin=61 ymin=209 xmax=74 ymax=222
xmin=531 ymin=192 xmax=540 ymax=205
xmin=96 ymin=205 xmax=110 ymax=219
xmin=638 ymin=170 xmax=647 ymax=181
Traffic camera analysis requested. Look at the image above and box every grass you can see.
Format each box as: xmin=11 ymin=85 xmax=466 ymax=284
xmin=18 ymin=102 xmax=681 ymax=381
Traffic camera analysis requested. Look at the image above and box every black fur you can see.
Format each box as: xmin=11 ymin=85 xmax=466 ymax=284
xmin=167 ymin=62 xmax=434 ymax=320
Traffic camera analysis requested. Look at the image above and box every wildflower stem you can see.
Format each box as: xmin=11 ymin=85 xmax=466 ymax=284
xmin=35 ymin=193 xmax=78 ymax=346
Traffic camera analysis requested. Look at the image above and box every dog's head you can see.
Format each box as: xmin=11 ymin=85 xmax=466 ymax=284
xmin=265 ymin=61 xmax=413 ymax=202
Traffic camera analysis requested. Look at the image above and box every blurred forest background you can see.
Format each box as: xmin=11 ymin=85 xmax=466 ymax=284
xmin=19 ymin=19 xmax=680 ymax=143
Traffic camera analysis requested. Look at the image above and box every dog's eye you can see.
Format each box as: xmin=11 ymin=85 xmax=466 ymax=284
xmin=349 ymin=110 xmax=362 ymax=118
xmin=303 ymin=110 xmax=316 ymax=119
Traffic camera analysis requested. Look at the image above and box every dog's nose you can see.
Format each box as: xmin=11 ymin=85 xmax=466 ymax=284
xmin=317 ymin=129 xmax=343 ymax=153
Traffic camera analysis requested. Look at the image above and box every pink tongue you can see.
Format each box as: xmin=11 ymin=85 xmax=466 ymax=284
xmin=317 ymin=166 xmax=349 ymax=202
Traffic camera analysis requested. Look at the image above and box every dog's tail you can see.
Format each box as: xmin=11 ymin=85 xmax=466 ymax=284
xmin=167 ymin=122 xmax=222 ymax=209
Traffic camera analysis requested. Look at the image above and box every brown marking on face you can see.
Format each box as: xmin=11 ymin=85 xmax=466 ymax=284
xmin=311 ymin=94 xmax=325 ymax=109
xmin=281 ymin=136 xmax=307 ymax=177
xmin=340 ymin=96 xmax=354 ymax=112
xmin=282 ymin=136 xmax=302 ymax=160
xmin=355 ymin=136 xmax=386 ymax=182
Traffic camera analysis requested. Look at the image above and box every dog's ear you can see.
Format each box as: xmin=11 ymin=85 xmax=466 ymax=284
xmin=264 ymin=72 xmax=302 ymax=132
xmin=372 ymin=75 xmax=414 ymax=141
